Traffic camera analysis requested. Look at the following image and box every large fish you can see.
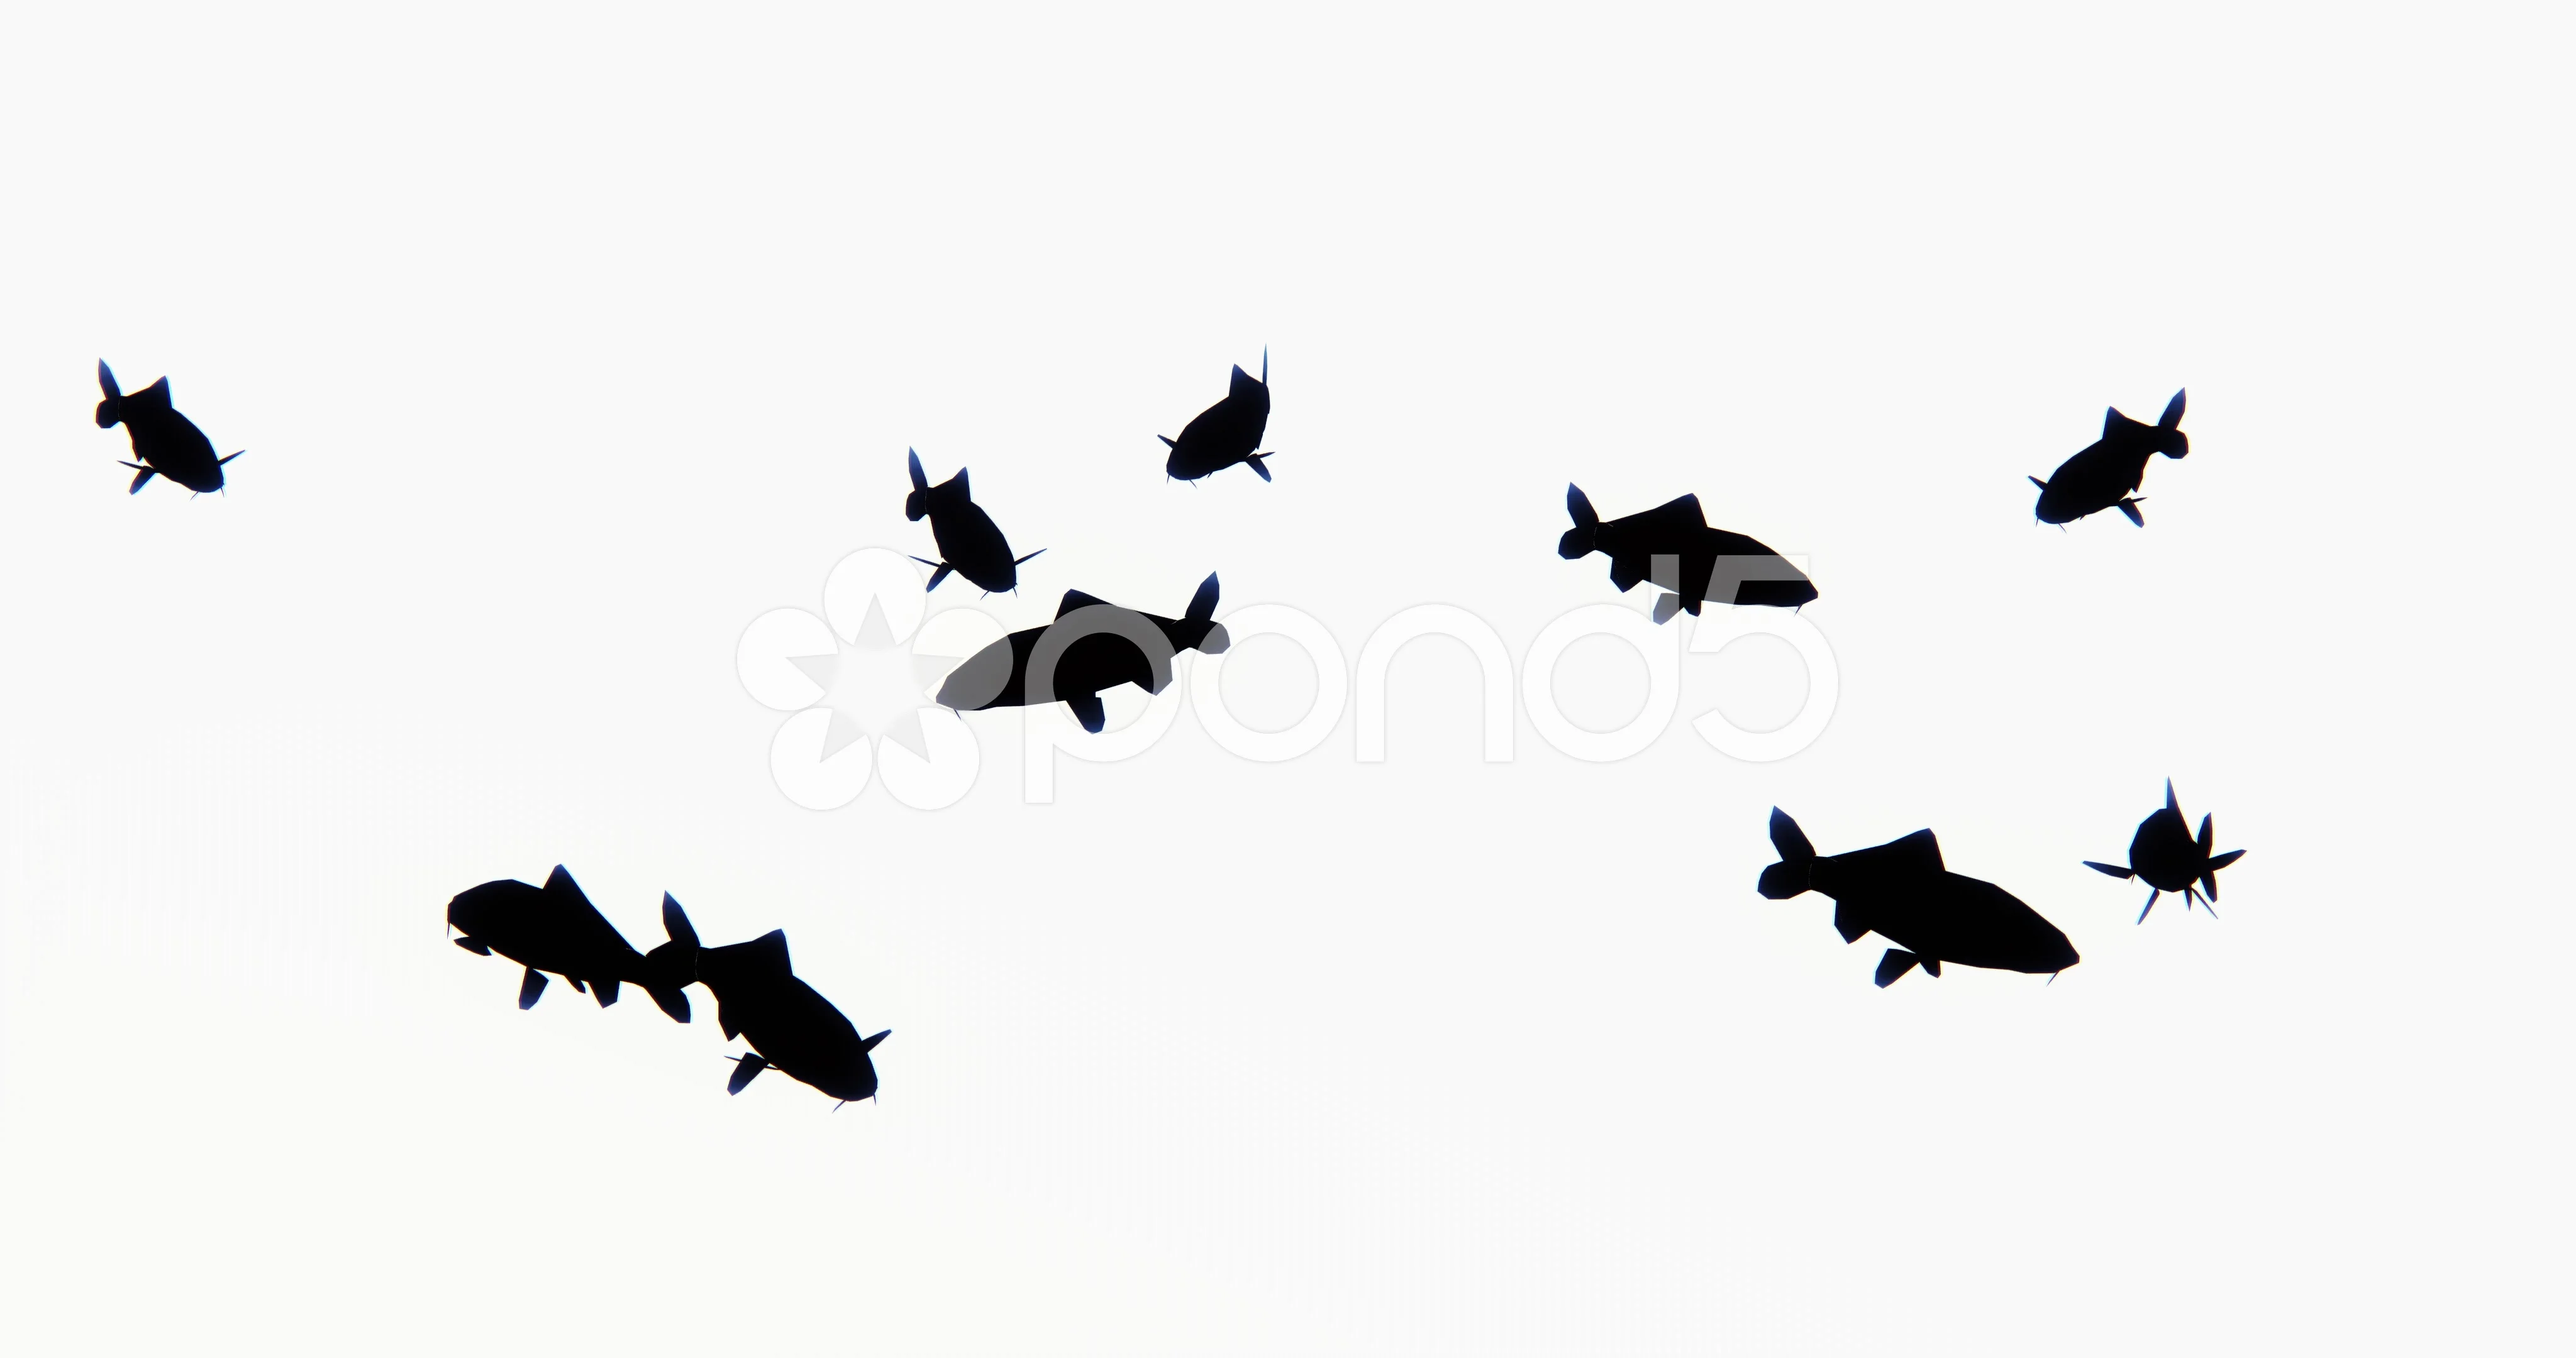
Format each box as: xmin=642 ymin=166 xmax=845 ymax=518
xmin=1757 ymin=809 xmax=2079 ymax=986
xmin=936 ymin=573 xmax=1230 ymax=733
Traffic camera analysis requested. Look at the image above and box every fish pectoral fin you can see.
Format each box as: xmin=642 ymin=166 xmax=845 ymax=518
xmin=452 ymin=935 xmax=492 ymax=956
xmin=1919 ymin=957 xmax=1941 ymax=978
xmin=126 ymin=466 xmax=157 ymax=494
xmin=2118 ymin=499 xmax=2145 ymax=527
xmin=1065 ymin=693 xmax=1107 ymax=734
xmin=518 ymin=968 xmax=548 ymax=1009
xmin=1652 ymin=593 xmax=1683 ymax=624
xmin=726 ymin=1053 xmax=769 ymax=1095
xmin=1874 ymin=950 xmax=1921 ymax=988
xmin=2084 ymin=861 xmax=2136 ymax=880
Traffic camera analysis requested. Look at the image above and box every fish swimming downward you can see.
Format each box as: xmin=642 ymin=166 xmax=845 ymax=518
xmin=1757 ymin=809 xmax=2079 ymax=986
xmin=674 ymin=907 xmax=891 ymax=1108
xmin=2028 ymin=390 xmax=2189 ymax=527
xmin=905 ymin=449 xmax=1043 ymax=593
xmin=94 ymin=360 xmax=241 ymax=495
xmin=1160 ymin=351 xmax=1274 ymax=483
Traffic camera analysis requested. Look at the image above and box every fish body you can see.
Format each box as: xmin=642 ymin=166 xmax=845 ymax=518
xmin=905 ymin=450 xmax=1041 ymax=592
xmin=446 ymin=866 xmax=694 ymax=1020
xmin=1758 ymin=809 xmax=2079 ymax=985
xmin=2084 ymin=781 xmax=2246 ymax=921
xmin=2030 ymin=390 xmax=2188 ymax=526
xmin=936 ymin=573 xmax=1229 ymax=732
xmin=1161 ymin=353 xmax=1273 ymax=482
xmin=693 ymin=926 xmax=888 ymax=1104
xmin=1559 ymin=485 xmax=1816 ymax=622
xmin=95 ymin=360 xmax=238 ymax=494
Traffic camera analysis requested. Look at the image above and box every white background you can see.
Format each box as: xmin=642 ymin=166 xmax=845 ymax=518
xmin=1 ymin=4 xmax=2568 ymax=1353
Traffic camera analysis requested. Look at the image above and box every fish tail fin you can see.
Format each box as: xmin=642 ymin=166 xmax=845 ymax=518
xmin=637 ymin=893 xmax=699 ymax=1022
xmin=95 ymin=360 xmax=123 ymax=428
xmin=1558 ymin=484 xmax=1599 ymax=558
xmin=1758 ymin=808 xmax=1817 ymax=899
xmin=1874 ymin=949 xmax=1921 ymax=988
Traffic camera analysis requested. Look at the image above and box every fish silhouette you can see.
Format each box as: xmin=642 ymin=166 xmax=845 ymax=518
xmin=447 ymin=866 xmax=695 ymax=1020
xmin=678 ymin=908 xmax=889 ymax=1107
xmin=1160 ymin=351 xmax=1274 ymax=482
xmin=936 ymin=573 xmax=1230 ymax=732
xmin=1558 ymin=485 xmax=1816 ymax=623
xmin=2029 ymin=390 xmax=2188 ymax=526
xmin=2085 ymin=780 xmax=2246 ymax=922
xmin=94 ymin=360 xmax=241 ymax=495
xmin=1757 ymin=809 xmax=2080 ymax=986
xmin=905 ymin=450 xmax=1043 ymax=593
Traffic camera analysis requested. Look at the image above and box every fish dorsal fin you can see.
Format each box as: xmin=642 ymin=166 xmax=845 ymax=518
xmin=1892 ymin=829 xmax=1944 ymax=873
xmin=1645 ymin=493 xmax=1706 ymax=527
xmin=131 ymin=377 xmax=173 ymax=409
xmin=542 ymin=865 xmax=594 ymax=912
xmin=740 ymin=929 xmax=793 ymax=975
xmin=1230 ymin=364 xmax=1262 ymax=399
xmin=1058 ymin=589 xmax=1113 ymax=618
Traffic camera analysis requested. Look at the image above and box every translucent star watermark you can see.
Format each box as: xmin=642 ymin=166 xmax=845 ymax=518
xmin=737 ymin=548 xmax=1002 ymax=810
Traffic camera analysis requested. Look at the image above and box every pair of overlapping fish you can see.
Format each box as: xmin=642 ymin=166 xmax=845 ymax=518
xmin=447 ymin=868 xmax=889 ymax=1105
xmin=901 ymin=356 xmax=1273 ymax=732
xmin=1756 ymin=782 xmax=2245 ymax=987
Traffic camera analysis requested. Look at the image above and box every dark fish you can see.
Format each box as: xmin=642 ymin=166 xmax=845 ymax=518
xmin=1558 ymin=485 xmax=1816 ymax=623
xmin=936 ymin=573 xmax=1230 ymax=733
xmin=1757 ymin=809 xmax=2080 ymax=986
xmin=1160 ymin=351 xmax=1274 ymax=482
xmin=2029 ymin=390 xmax=2188 ymax=526
xmin=2085 ymin=780 xmax=2246 ymax=922
xmin=446 ymin=866 xmax=695 ymax=1021
xmin=905 ymin=449 xmax=1043 ymax=593
xmin=94 ymin=360 xmax=241 ymax=495
xmin=680 ymin=909 xmax=888 ymax=1107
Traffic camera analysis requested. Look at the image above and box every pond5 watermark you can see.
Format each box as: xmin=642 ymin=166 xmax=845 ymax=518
xmin=738 ymin=548 xmax=1840 ymax=810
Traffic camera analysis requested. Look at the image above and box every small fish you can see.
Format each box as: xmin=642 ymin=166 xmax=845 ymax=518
xmin=1757 ymin=809 xmax=2079 ymax=986
xmin=2028 ymin=390 xmax=2188 ymax=527
xmin=1559 ymin=485 xmax=1816 ymax=623
xmin=936 ymin=573 xmax=1230 ymax=733
xmin=95 ymin=360 xmax=242 ymax=495
xmin=446 ymin=866 xmax=696 ymax=1021
xmin=905 ymin=450 xmax=1043 ymax=593
xmin=2085 ymin=780 xmax=2246 ymax=922
xmin=1161 ymin=351 xmax=1274 ymax=482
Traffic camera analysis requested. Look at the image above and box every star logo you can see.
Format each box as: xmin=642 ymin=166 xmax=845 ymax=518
xmin=738 ymin=548 xmax=1004 ymax=810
